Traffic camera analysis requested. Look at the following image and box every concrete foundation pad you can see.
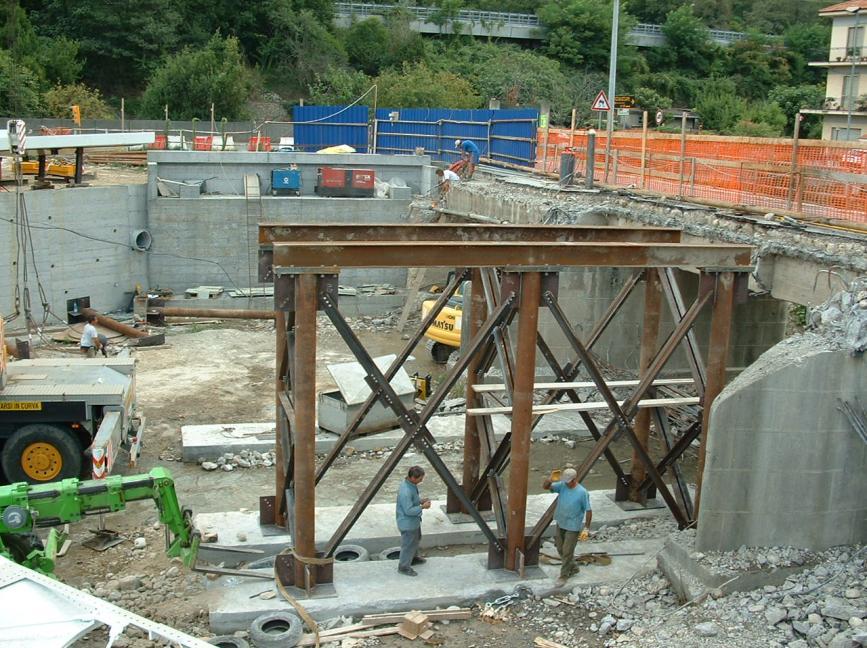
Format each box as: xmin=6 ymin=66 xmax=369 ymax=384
xmin=182 ymin=413 xmax=589 ymax=462
xmin=195 ymin=489 xmax=669 ymax=565
xmin=657 ymin=534 xmax=812 ymax=602
xmin=207 ymin=538 xmax=664 ymax=633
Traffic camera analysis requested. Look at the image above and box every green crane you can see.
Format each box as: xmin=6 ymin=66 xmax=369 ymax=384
xmin=0 ymin=466 xmax=199 ymax=576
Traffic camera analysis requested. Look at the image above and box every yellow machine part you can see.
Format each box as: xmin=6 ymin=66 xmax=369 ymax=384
xmin=19 ymin=160 xmax=76 ymax=178
xmin=421 ymin=299 xmax=462 ymax=348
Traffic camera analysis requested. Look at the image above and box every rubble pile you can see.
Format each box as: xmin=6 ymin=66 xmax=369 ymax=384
xmin=808 ymin=276 xmax=867 ymax=354
xmin=199 ymin=449 xmax=276 ymax=471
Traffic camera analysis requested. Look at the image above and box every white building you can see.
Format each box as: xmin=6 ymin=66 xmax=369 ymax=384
xmin=807 ymin=0 xmax=867 ymax=140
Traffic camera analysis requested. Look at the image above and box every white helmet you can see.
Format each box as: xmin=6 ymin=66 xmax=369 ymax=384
xmin=455 ymin=139 xmax=461 ymax=148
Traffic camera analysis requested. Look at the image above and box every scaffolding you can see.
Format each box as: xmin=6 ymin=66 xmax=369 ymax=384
xmin=256 ymin=223 xmax=753 ymax=595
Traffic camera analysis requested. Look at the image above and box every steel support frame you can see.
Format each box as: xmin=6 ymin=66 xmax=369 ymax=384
xmin=262 ymin=224 xmax=750 ymax=585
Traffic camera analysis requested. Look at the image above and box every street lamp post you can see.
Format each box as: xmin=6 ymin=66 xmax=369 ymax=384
xmin=846 ymin=6 xmax=863 ymax=140
xmin=604 ymin=0 xmax=620 ymax=182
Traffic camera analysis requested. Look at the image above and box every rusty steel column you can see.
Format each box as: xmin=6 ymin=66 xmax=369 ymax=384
xmin=274 ymin=309 xmax=288 ymax=527
xmin=694 ymin=272 xmax=735 ymax=519
xmin=461 ymin=269 xmax=486 ymax=504
xmin=293 ymin=274 xmax=318 ymax=585
xmin=629 ymin=269 xmax=662 ymax=503
xmin=505 ymin=272 xmax=541 ymax=571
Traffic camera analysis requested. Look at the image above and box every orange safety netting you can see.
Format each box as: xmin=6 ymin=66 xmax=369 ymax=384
xmin=535 ymin=129 xmax=867 ymax=225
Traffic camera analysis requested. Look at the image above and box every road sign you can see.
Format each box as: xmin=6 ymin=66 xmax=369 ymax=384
xmin=655 ymin=110 xmax=664 ymax=125
xmin=614 ymin=95 xmax=635 ymax=109
xmin=591 ymin=90 xmax=611 ymax=112
xmin=618 ymin=109 xmax=630 ymax=117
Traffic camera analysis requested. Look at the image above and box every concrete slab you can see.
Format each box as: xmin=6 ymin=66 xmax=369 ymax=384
xmin=207 ymin=538 xmax=664 ymax=632
xmin=657 ymin=534 xmax=812 ymax=602
xmin=195 ymin=489 xmax=669 ymax=565
xmin=182 ymin=412 xmax=589 ymax=462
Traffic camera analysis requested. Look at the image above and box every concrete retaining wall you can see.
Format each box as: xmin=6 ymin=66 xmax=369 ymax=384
xmin=147 ymin=196 xmax=411 ymax=290
xmin=0 ymin=186 xmax=148 ymax=327
xmin=696 ymin=336 xmax=867 ymax=551
xmin=147 ymin=151 xmax=434 ymax=197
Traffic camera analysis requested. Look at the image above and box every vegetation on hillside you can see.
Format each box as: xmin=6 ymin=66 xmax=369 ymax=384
xmin=1 ymin=0 xmax=834 ymax=137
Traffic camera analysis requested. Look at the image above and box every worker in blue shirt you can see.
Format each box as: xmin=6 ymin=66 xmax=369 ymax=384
xmin=455 ymin=139 xmax=480 ymax=179
xmin=543 ymin=467 xmax=592 ymax=587
xmin=395 ymin=465 xmax=431 ymax=576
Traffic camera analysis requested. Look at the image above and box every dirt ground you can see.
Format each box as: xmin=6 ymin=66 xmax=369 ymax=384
xmin=46 ymin=319 xmax=695 ymax=647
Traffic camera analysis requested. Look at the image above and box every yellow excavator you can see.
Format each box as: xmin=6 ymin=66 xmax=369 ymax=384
xmin=421 ymin=282 xmax=463 ymax=363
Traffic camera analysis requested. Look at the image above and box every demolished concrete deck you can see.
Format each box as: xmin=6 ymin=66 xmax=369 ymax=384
xmin=195 ymin=489 xmax=668 ymax=564
xmin=207 ymin=538 xmax=663 ymax=632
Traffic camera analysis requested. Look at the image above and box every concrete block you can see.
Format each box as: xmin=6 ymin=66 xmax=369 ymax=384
xmin=658 ymin=534 xmax=811 ymax=603
xmin=208 ymin=538 xmax=664 ymax=632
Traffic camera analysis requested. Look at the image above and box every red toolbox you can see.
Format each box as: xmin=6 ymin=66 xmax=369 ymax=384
xmin=315 ymin=167 xmax=375 ymax=197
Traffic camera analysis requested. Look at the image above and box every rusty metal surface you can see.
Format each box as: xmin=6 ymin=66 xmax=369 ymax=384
xmin=293 ymin=275 xmax=318 ymax=585
xmin=629 ymin=269 xmax=663 ymax=503
xmin=505 ymin=272 xmax=541 ymax=571
xmin=271 ymin=241 xmax=753 ymax=270
xmin=460 ymin=270 xmax=485 ymax=511
xmin=258 ymin=223 xmax=682 ymax=245
xmin=694 ymin=272 xmax=736 ymax=519
xmin=155 ymin=307 xmax=276 ymax=319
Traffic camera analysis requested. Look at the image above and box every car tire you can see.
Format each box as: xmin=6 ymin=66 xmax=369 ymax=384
xmin=378 ymin=546 xmax=402 ymax=561
xmin=333 ymin=544 xmax=369 ymax=562
xmin=1 ymin=424 xmax=83 ymax=484
xmin=249 ymin=611 xmax=303 ymax=647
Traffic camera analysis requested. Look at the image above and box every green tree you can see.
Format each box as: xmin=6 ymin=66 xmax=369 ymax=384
xmin=375 ymin=62 xmax=481 ymax=108
xmin=140 ymin=35 xmax=252 ymax=120
xmin=627 ymin=0 xmax=684 ymax=24
xmin=43 ymin=82 xmax=114 ymax=119
xmin=634 ymin=87 xmax=672 ymax=113
xmin=783 ymin=23 xmax=831 ymax=85
xmin=694 ymin=78 xmax=745 ymax=131
xmin=725 ymin=35 xmax=792 ymax=100
xmin=0 ymin=49 xmax=41 ymax=114
xmin=539 ymin=0 xmax=634 ymax=70
xmin=308 ymin=66 xmax=371 ymax=104
xmin=259 ymin=6 xmax=346 ymax=91
xmin=659 ymin=5 xmax=718 ymax=75
xmin=767 ymin=84 xmax=824 ymax=133
xmin=31 ymin=0 xmax=181 ymax=93
xmin=345 ymin=19 xmax=389 ymax=75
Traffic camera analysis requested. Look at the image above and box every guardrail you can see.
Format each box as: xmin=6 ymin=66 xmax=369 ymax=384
xmin=334 ymin=3 xmax=750 ymax=43
xmin=335 ymin=2 xmax=540 ymax=26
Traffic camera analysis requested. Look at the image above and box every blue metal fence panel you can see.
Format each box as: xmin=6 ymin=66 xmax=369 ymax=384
xmin=374 ymin=107 xmax=538 ymax=165
xmin=293 ymin=105 xmax=369 ymax=152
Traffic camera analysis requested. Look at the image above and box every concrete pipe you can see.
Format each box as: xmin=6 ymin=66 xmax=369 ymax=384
xmin=333 ymin=544 xmax=370 ymax=562
xmin=130 ymin=229 xmax=152 ymax=252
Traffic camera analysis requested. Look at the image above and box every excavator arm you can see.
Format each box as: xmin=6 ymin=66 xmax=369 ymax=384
xmin=0 ymin=467 xmax=199 ymax=576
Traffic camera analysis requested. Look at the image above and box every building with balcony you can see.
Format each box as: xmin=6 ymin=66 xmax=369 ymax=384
xmin=806 ymin=0 xmax=867 ymax=140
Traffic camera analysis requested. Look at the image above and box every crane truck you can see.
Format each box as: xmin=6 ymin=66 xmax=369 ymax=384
xmin=0 ymin=316 xmax=144 ymax=484
xmin=0 ymin=466 xmax=199 ymax=577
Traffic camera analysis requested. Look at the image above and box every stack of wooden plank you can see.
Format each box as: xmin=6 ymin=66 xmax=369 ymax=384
xmin=297 ymin=608 xmax=472 ymax=645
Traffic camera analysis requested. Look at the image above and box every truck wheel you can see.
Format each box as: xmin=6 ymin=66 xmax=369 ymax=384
xmin=1 ymin=424 xmax=83 ymax=484
xmin=430 ymin=342 xmax=454 ymax=364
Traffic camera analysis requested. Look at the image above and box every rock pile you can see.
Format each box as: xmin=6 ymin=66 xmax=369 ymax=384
xmin=808 ymin=276 xmax=867 ymax=355
xmin=199 ymin=450 xmax=276 ymax=471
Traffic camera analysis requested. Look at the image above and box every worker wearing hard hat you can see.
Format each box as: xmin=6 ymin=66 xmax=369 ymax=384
xmin=455 ymin=139 xmax=479 ymax=179
xmin=543 ymin=467 xmax=592 ymax=587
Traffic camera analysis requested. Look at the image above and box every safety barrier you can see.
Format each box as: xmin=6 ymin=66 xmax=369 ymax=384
xmin=536 ymin=128 xmax=867 ymax=225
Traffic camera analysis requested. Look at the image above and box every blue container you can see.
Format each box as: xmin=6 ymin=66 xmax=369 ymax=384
xmin=271 ymin=168 xmax=302 ymax=195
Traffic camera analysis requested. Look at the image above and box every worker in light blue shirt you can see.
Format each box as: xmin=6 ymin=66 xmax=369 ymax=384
xmin=455 ymin=139 xmax=480 ymax=179
xmin=543 ymin=467 xmax=592 ymax=587
xmin=395 ymin=465 xmax=431 ymax=576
